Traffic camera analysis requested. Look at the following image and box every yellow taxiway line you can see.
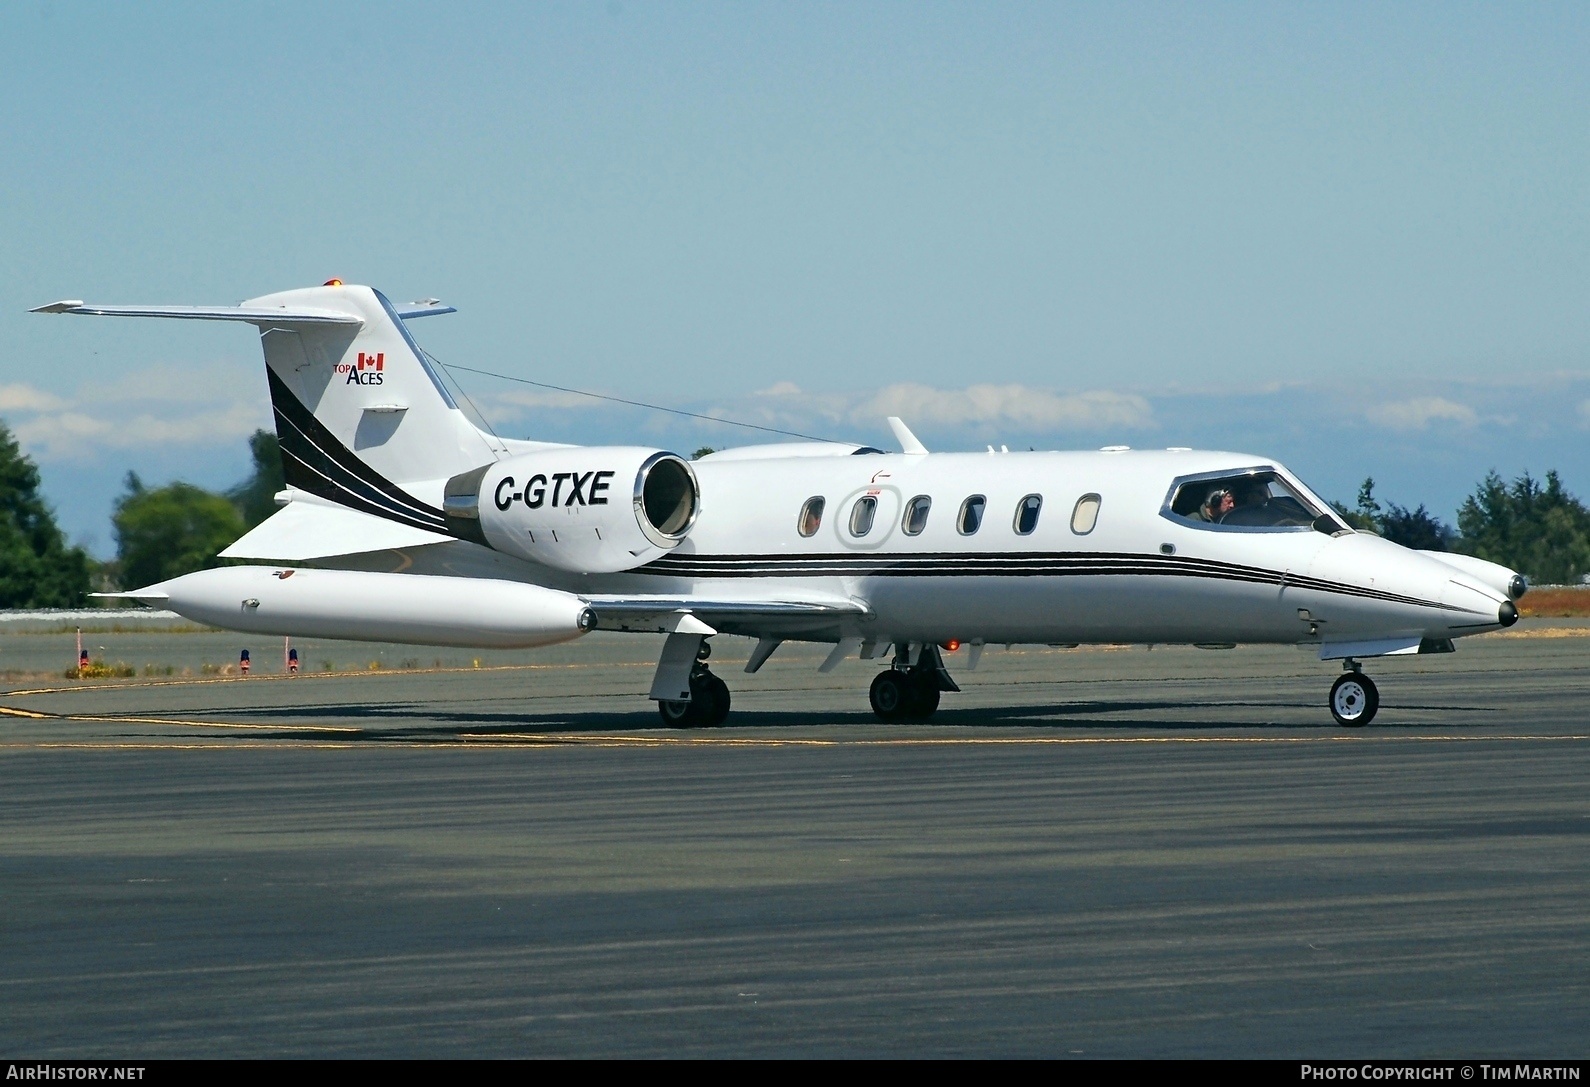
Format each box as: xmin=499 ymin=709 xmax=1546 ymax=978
xmin=5 ymin=690 xmax=1590 ymax=750
xmin=1 ymin=659 xmax=657 ymax=699
xmin=458 ymin=732 xmax=1590 ymax=747
xmin=0 ymin=705 xmax=358 ymax=734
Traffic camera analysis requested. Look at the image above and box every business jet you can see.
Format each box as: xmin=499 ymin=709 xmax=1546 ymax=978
xmin=34 ymin=282 xmax=1525 ymax=728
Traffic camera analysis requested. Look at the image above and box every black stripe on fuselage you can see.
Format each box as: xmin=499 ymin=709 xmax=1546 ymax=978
xmin=634 ymin=550 xmax=1474 ymax=613
xmin=267 ymin=368 xmax=449 ymax=531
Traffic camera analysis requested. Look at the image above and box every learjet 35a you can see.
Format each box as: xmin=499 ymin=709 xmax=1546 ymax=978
xmin=34 ymin=282 xmax=1525 ymax=727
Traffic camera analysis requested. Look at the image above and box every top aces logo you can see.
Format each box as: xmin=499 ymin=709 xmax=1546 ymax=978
xmin=336 ymin=352 xmax=385 ymax=385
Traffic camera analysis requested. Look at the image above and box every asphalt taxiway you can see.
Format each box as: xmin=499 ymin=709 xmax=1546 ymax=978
xmin=0 ymin=623 xmax=1587 ymax=1056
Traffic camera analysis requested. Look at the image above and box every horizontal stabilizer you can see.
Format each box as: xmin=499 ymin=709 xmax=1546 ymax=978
xmin=30 ymin=302 xmax=361 ymax=325
xmin=220 ymin=498 xmax=454 ymax=562
xmin=391 ymin=300 xmax=457 ymax=320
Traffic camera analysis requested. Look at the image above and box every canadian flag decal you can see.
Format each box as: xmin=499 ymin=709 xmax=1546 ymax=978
xmin=357 ymin=352 xmax=384 ymax=371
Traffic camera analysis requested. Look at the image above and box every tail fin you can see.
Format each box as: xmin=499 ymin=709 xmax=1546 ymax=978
xmin=34 ymin=283 xmax=500 ymax=533
xmin=248 ymin=284 xmax=495 ymax=489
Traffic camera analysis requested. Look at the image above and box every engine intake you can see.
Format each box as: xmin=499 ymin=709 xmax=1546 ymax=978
xmin=636 ymin=453 xmax=697 ymax=546
xmin=445 ymin=447 xmax=700 ymax=573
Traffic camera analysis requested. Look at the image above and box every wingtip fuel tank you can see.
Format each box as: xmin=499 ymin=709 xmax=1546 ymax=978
xmin=137 ymin=566 xmax=596 ymax=649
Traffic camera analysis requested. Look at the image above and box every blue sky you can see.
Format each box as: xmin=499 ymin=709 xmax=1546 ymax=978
xmin=2 ymin=2 xmax=1586 ymax=555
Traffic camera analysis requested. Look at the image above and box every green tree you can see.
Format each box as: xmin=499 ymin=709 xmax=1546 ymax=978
xmin=1379 ymin=503 xmax=1454 ymax=552
xmin=1331 ymin=477 xmax=1381 ymax=532
xmin=1330 ymin=477 xmax=1454 ymax=550
xmin=692 ymin=447 xmax=716 ymax=460
xmin=1456 ymin=470 xmax=1590 ymax=584
xmin=226 ymin=429 xmax=285 ymax=528
xmin=113 ymin=472 xmax=245 ymax=589
xmin=0 ymin=419 xmax=91 ymax=607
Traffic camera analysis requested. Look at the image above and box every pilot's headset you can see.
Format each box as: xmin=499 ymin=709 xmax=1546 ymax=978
xmin=1201 ymin=488 xmax=1232 ymax=519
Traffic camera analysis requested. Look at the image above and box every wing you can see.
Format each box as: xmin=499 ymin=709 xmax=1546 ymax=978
xmin=582 ymin=594 xmax=871 ymax=638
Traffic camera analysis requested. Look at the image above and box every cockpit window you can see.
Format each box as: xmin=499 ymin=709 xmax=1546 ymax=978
xmin=797 ymin=497 xmax=825 ymax=537
xmin=1165 ymin=469 xmax=1345 ymax=533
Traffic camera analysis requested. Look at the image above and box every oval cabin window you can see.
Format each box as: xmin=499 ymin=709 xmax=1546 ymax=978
xmin=902 ymin=495 xmax=931 ymax=536
xmin=849 ymin=496 xmax=878 ymax=537
xmin=1014 ymin=494 xmax=1042 ymax=535
xmin=1071 ymin=493 xmax=1101 ymax=535
xmin=797 ymin=497 xmax=825 ymax=537
xmin=958 ymin=495 xmax=986 ymax=535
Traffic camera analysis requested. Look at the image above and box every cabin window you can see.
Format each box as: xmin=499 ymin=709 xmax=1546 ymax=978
xmin=849 ymin=496 xmax=878 ymax=537
xmin=958 ymin=495 xmax=986 ymax=535
xmin=1014 ymin=494 xmax=1042 ymax=535
xmin=902 ymin=495 xmax=932 ymax=536
xmin=1071 ymin=494 xmax=1101 ymax=535
xmin=797 ymin=497 xmax=825 ymax=537
xmin=1164 ymin=469 xmax=1345 ymax=534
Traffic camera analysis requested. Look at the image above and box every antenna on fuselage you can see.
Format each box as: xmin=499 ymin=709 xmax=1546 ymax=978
xmin=887 ymin=417 xmax=929 ymax=455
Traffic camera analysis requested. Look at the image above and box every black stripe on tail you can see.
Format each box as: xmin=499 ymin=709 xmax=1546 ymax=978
xmin=266 ymin=368 xmax=449 ymax=533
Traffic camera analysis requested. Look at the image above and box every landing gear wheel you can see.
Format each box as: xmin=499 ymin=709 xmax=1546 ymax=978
xmin=657 ymin=698 xmax=700 ymax=728
xmin=870 ymin=671 xmax=908 ymax=720
xmin=658 ymin=670 xmax=731 ymax=728
xmin=703 ymin=674 xmax=731 ymax=727
xmin=903 ymin=676 xmax=941 ymax=720
xmin=1329 ymin=672 xmax=1379 ymax=727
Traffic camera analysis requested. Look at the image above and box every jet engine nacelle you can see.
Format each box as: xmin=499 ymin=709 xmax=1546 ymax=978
xmin=445 ymin=447 xmax=700 ymax=573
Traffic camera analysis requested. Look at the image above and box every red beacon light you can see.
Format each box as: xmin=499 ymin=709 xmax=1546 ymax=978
xmin=323 ymin=278 xmax=343 ymax=286
xmin=941 ymin=639 xmax=961 ymax=652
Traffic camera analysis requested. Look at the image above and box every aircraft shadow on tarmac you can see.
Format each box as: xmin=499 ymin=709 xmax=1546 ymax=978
xmin=190 ymin=695 xmax=1492 ymax=741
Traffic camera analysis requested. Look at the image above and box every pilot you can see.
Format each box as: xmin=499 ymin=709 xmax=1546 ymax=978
xmin=1196 ymin=488 xmax=1235 ymax=522
xmin=1214 ymin=483 xmax=1268 ymax=525
xmin=1221 ymin=480 xmax=1314 ymax=527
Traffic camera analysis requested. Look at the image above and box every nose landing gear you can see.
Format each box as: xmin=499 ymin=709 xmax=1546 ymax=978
xmin=657 ymin=640 xmax=731 ymax=728
xmin=1329 ymin=661 xmax=1379 ymax=727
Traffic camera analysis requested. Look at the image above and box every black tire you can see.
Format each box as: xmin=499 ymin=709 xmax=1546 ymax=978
xmin=704 ymin=674 xmax=731 ymax=726
xmin=870 ymin=670 xmax=908 ymax=720
xmin=657 ymin=698 xmax=701 ymax=728
xmin=1329 ymin=672 xmax=1379 ymax=727
xmin=903 ymin=678 xmax=941 ymax=719
xmin=658 ymin=672 xmax=721 ymax=728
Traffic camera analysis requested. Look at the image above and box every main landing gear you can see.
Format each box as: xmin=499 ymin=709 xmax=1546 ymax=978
xmin=656 ymin=640 xmax=731 ymax=728
xmin=1329 ymin=660 xmax=1379 ymax=727
xmin=869 ymin=645 xmax=958 ymax=722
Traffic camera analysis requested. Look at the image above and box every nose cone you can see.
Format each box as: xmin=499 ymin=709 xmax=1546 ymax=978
xmin=1499 ymin=600 xmax=1519 ymax=627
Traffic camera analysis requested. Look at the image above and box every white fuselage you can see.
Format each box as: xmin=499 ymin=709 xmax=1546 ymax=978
xmin=414 ymin=446 xmax=1509 ymax=651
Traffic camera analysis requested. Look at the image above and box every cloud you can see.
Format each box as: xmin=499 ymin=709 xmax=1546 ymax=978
xmin=0 ymin=383 xmax=66 ymax=412
xmin=855 ymin=383 xmax=1153 ymax=430
xmin=2 ymin=368 xmax=268 ymax=461
xmin=487 ymin=387 xmax=609 ymax=415
xmin=1365 ymin=396 xmax=1478 ymax=431
xmin=734 ymin=381 xmax=1154 ymax=435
